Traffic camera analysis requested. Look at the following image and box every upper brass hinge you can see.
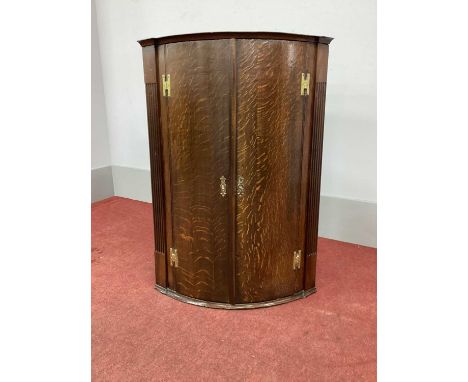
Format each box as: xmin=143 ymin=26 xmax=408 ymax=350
xmin=300 ymin=73 xmax=310 ymax=96
xmin=293 ymin=250 xmax=302 ymax=270
xmin=170 ymin=247 xmax=178 ymax=267
xmin=162 ymin=74 xmax=171 ymax=97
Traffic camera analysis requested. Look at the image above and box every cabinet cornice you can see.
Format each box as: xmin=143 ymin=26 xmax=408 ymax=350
xmin=138 ymin=31 xmax=333 ymax=47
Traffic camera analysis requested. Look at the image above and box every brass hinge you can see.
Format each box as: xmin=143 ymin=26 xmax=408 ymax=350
xmin=293 ymin=250 xmax=302 ymax=270
xmin=300 ymin=73 xmax=310 ymax=96
xmin=162 ymin=74 xmax=171 ymax=97
xmin=170 ymin=247 xmax=178 ymax=267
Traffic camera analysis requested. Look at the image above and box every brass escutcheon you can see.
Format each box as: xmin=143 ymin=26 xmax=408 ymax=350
xmin=220 ymin=176 xmax=227 ymax=197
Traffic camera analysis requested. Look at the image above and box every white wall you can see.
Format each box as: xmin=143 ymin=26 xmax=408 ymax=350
xmin=91 ymin=0 xmax=111 ymax=169
xmin=91 ymin=0 xmax=114 ymax=202
xmin=93 ymin=0 xmax=376 ymax=245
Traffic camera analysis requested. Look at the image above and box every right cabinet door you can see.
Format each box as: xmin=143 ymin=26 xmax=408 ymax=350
xmin=235 ymin=39 xmax=316 ymax=303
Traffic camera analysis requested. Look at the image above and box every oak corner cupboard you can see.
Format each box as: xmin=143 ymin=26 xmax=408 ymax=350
xmin=138 ymin=32 xmax=332 ymax=309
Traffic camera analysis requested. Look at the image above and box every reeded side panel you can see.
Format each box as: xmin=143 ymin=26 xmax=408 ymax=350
xmin=304 ymin=82 xmax=327 ymax=289
xmin=142 ymin=45 xmax=167 ymax=288
xmin=304 ymin=44 xmax=329 ymax=290
xmin=235 ymin=39 xmax=308 ymax=303
xmin=146 ymin=83 xmax=167 ymax=256
xmin=161 ymin=40 xmax=232 ymax=302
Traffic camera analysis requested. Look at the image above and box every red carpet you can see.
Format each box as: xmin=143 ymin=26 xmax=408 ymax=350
xmin=92 ymin=197 xmax=376 ymax=381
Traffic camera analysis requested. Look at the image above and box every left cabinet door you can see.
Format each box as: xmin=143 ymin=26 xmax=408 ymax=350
xmin=159 ymin=40 xmax=233 ymax=303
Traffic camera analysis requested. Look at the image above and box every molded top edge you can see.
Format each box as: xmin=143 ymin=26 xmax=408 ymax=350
xmin=138 ymin=32 xmax=333 ymax=46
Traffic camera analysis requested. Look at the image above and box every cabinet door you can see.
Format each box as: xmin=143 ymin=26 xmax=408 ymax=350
xmin=160 ymin=40 xmax=233 ymax=302
xmin=235 ymin=39 xmax=313 ymax=303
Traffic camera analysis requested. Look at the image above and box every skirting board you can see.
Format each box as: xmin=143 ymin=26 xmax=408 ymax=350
xmin=91 ymin=166 xmax=114 ymax=202
xmin=110 ymin=165 xmax=377 ymax=248
xmin=318 ymin=196 xmax=376 ymax=248
xmin=111 ymin=165 xmax=152 ymax=203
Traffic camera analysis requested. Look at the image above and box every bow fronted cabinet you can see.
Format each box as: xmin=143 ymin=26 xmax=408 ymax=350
xmin=138 ymin=32 xmax=332 ymax=309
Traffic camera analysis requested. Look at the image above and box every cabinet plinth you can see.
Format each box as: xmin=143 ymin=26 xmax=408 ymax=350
xmin=139 ymin=32 xmax=332 ymax=309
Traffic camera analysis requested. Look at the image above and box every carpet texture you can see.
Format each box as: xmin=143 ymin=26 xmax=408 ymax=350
xmin=92 ymin=197 xmax=376 ymax=381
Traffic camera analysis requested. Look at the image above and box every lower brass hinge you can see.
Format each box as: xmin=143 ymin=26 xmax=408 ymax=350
xmin=170 ymin=247 xmax=178 ymax=268
xmin=162 ymin=74 xmax=171 ymax=97
xmin=293 ymin=250 xmax=302 ymax=270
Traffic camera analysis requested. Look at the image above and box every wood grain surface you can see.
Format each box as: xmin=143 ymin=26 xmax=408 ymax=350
xmin=304 ymin=44 xmax=330 ymax=290
xmin=142 ymin=45 xmax=167 ymax=287
xmin=161 ymin=40 xmax=232 ymax=302
xmin=138 ymin=32 xmax=333 ymax=47
xmin=141 ymin=34 xmax=331 ymax=306
xmin=235 ymin=39 xmax=307 ymax=303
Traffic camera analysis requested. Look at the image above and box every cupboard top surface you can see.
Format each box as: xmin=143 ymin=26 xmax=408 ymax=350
xmin=138 ymin=31 xmax=333 ymax=47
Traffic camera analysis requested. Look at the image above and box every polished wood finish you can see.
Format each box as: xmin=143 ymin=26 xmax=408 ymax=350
xmin=139 ymin=32 xmax=332 ymax=308
xmin=139 ymin=32 xmax=333 ymax=47
xmin=304 ymin=44 xmax=330 ymax=290
xmin=142 ymin=45 xmax=167 ymax=287
xmin=235 ymin=39 xmax=307 ymax=303
xmin=156 ymin=284 xmax=317 ymax=310
xmin=160 ymin=40 xmax=233 ymax=302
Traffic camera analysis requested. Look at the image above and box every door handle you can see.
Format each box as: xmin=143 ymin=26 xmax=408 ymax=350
xmin=237 ymin=176 xmax=245 ymax=197
xmin=220 ymin=176 xmax=227 ymax=197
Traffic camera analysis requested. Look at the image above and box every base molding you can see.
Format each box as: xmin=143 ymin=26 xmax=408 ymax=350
xmin=91 ymin=166 xmax=114 ymax=202
xmin=155 ymin=284 xmax=317 ymax=309
xmin=112 ymin=165 xmax=152 ymax=202
xmin=319 ymin=195 xmax=376 ymax=247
